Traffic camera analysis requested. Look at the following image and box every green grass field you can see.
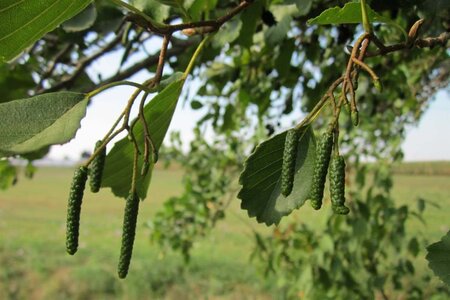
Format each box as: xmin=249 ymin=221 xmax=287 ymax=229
xmin=0 ymin=163 xmax=449 ymax=299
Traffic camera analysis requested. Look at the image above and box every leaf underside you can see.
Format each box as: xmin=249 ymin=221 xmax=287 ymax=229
xmin=238 ymin=126 xmax=316 ymax=226
xmin=62 ymin=3 xmax=97 ymax=33
xmin=0 ymin=92 xmax=88 ymax=155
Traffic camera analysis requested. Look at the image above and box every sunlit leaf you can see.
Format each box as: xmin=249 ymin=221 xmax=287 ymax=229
xmin=0 ymin=0 xmax=92 ymax=62
xmin=307 ymin=2 xmax=396 ymax=26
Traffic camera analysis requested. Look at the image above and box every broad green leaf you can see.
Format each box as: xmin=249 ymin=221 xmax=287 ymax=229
xmin=307 ymin=2 xmax=396 ymax=26
xmin=158 ymin=72 xmax=184 ymax=90
xmin=238 ymin=126 xmax=316 ymax=226
xmin=62 ymin=3 xmax=97 ymax=32
xmin=426 ymin=231 xmax=450 ymax=286
xmin=0 ymin=0 xmax=92 ymax=62
xmin=102 ymin=79 xmax=185 ymax=200
xmin=0 ymin=92 xmax=88 ymax=155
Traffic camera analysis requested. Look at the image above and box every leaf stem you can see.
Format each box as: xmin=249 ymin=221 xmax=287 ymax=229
xmin=183 ymin=36 xmax=212 ymax=79
xmin=360 ymin=0 xmax=372 ymax=33
xmin=351 ymin=57 xmax=379 ymax=83
xmin=295 ymin=77 xmax=344 ymax=130
xmin=87 ymin=81 xmax=153 ymax=98
xmin=131 ymin=147 xmax=139 ymax=193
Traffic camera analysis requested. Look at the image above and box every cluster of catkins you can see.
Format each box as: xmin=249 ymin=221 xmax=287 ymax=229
xmin=280 ymin=128 xmax=350 ymax=214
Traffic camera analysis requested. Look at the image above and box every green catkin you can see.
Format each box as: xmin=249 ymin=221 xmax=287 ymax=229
xmin=330 ymin=155 xmax=350 ymax=215
xmin=374 ymin=79 xmax=383 ymax=93
xmin=281 ymin=129 xmax=299 ymax=197
xmin=310 ymin=130 xmax=334 ymax=210
xmin=89 ymin=140 xmax=106 ymax=193
xmin=351 ymin=110 xmax=359 ymax=127
xmin=118 ymin=192 xmax=140 ymax=279
xmin=66 ymin=166 xmax=88 ymax=255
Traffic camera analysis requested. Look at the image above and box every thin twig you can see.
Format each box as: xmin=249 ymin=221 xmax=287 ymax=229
xmin=154 ymin=35 xmax=171 ymax=84
xmin=40 ymin=32 xmax=124 ymax=93
xmin=37 ymin=43 xmax=73 ymax=90
xmin=351 ymin=57 xmax=379 ymax=82
xmin=125 ymin=0 xmax=252 ymax=35
xmin=366 ymin=32 xmax=449 ymax=57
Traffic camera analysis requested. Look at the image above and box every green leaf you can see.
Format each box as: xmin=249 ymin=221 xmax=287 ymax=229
xmin=154 ymin=0 xmax=181 ymax=7
xmin=212 ymin=18 xmax=242 ymax=48
xmin=62 ymin=3 xmax=97 ymax=32
xmin=0 ymin=0 xmax=92 ymax=62
xmin=158 ymin=72 xmax=184 ymax=90
xmin=0 ymin=92 xmax=88 ymax=155
xmin=238 ymin=126 xmax=316 ymax=225
xmin=190 ymin=100 xmax=203 ymax=110
xmin=154 ymin=0 xmax=190 ymax=18
xmin=426 ymin=231 xmax=450 ymax=286
xmin=0 ymin=64 xmax=35 ymax=103
xmin=275 ymin=38 xmax=295 ymax=77
xmin=284 ymin=0 xmax=312 ymax=16
xmin=264 ymin=5 xmax=297 ymax=46
xmin=408 ymin=237 xmax=420 ymax=257
xmin=221 ymin=104 xmax=235 ymax=132
xmin=131 ymin=0 xmax=169 ymax=23
xmin=0 ymin=160 xmax=17 ymax=190
xmin=307 ymin=2 xmax=394 ymax=26
xmin=101 ymin=79 xmax=185 ymax=200
xmin=188 ymin=0 xmax=217 ymax=21
xmin=235 ymin=0 xmax=262 ymax=48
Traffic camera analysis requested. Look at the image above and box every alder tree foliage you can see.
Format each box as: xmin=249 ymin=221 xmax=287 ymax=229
xmin=0 ymin=0 xmax=449 ymax=294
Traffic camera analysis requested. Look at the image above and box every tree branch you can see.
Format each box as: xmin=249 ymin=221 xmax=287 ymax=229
xmin=80 ymin=39 xmax=196 ymax=93
xmin=126 ymin=0 xmax=253 ymax=35
xmin=39 ymin=32 xmax=124 ymax=94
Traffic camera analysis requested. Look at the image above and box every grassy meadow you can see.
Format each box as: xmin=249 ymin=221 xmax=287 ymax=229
xmin=0 ymin=162 xmax=449 ymax=299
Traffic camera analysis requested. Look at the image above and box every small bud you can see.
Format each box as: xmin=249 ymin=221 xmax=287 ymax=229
xmin=182 ymin=28 xmax=197 ymax=36
xmin=344 ymin=102 xmax=351 ymax=113
xmin=374 ymin=79 xmax=382 ymax=93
